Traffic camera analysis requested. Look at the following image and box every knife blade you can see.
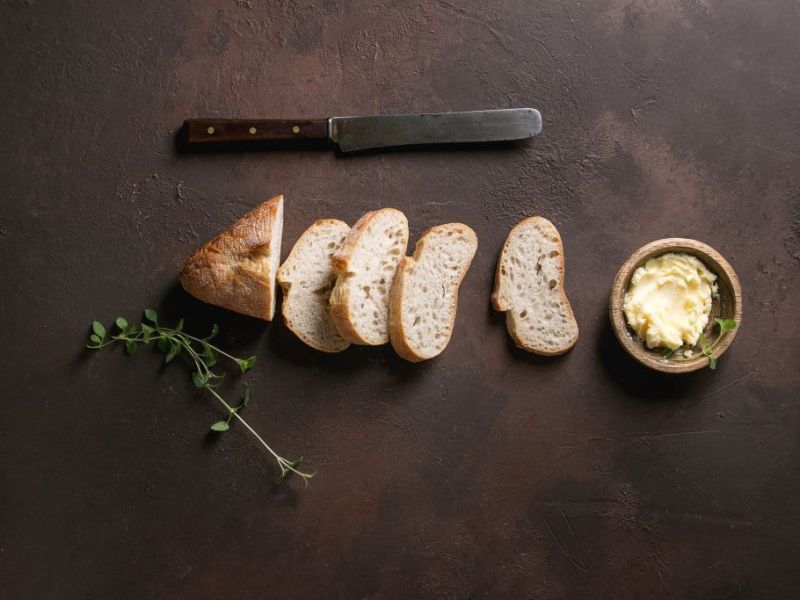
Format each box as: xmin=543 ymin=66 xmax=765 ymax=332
xmin=184 ymin=108 xmax=541 ymax=152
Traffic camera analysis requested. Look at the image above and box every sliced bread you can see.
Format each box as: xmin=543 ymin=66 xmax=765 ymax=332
xmin=330 ymin=208 xmax=409 ymax=345
xmin=277 ymin=219 xmax=351 ymax=353
xmin=492 ymin=216 xmax=579 ymax=355
xmin=180 ymin=195 xmax=284 ymax=320
xmin=389 ymin=223 xmax=478 ymax=362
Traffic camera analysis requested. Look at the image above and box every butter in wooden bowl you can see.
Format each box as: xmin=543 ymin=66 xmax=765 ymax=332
xmin=622 ymin=253 xmax=717 ymax=351
xmin=609 ymin=238 xmax=742 ymax=374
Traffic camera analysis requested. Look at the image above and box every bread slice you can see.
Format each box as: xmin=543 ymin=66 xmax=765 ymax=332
xmin=329 ymin=208 xmax=409 ymax=345
xmin=492 ymin=217 xmax=578 ymax=355
xmin=277 ymin=219 xmax=351 ymax=352
xmin=389 ymin=223 xmax=478 ymax=362
xmin=180 ymin=195 xmax=284 ymax=320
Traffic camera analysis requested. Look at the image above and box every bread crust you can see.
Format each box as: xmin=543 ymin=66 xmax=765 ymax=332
xmin=329 ymin=208 xmax=408 ymax=345
xmin=179 ymin=195 xmax=283 ymax=320
xmin=277 ymin=219 xmax=350 ymax=353
xmin=389 ymin=224 xmax=477 ymax=362
xmin=492 ymin=216 xmax=579 ymax=355
xmin=387 ymin=255 xmax=418 ymax=360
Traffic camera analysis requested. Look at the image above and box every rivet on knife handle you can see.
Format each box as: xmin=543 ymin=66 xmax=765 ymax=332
xmin=184 ymin=118 xmax=329 ymax=144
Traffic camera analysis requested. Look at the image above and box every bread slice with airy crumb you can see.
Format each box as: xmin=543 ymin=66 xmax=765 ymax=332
xmin=277 ymin=219 xmax=351 ymax=353
xmin=492 ymin=217 xmax=578 ymax=355
xmin=329 ymin=208 xmax=409 ymax=345
xmin=389 ymin=223 xmax=478 ymax=362
xmin=180 ymin=195 xmax=284 ymax=320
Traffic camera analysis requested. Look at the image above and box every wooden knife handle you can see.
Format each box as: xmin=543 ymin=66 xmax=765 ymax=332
xmin=184 ymin=118 xmax=329 ymax=144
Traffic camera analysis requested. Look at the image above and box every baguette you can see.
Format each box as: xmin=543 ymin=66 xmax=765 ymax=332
xmin=492 ymin=216 xmax=578 ymax=355
xmin=330 ymin=208 xmax=409 ymax=345
xmin=180 ymin=195 xmax=283 ymax=320
xmin=389 ymin=223 xmax=477 ymax=362
xmin=277 ymin=219 xmax=351 ymax=352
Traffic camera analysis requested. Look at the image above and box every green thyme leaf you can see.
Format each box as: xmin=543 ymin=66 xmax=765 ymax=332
xmin=143 ymin=308 xmax=158 ymax=324
xmin=702 ymin=319 xmax=737 ymax=369
xmin=210 ymin=421 xmax=230 ymax=432
xmin=239 ymin=356 xmax=256 ymax=373
xmin=192 ymin=371 xmax=206 ymax=388
xmin=715 ymin=318 xmax=737 ymax=331
xmin=125 ymin=341 xmax=138 ymax=356
xmin=92 ymin=321 xmax=106 ymax=339
xmin=165 ymin=342 xmax=179 ymax=363
xmin=204 ymin=346 xmax=219 ymax=368
xmin=115 ymin=317 xmax=128 ymax=330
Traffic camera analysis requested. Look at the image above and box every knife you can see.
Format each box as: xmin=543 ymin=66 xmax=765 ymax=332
xmin=183 ymin=108 xmax=541 ymax=152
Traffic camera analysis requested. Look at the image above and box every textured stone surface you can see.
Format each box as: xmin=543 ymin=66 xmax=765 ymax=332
xmin=1 ymin=1 xmax=799 ymax=598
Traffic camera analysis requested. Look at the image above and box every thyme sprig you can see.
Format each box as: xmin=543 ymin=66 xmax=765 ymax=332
xmin=87 ymin=310 xmax=314 ymax=486
xmin=658 ymin=318 xmax=737 ymax=370
xmin=699 ymin=318 xmax=737 ymax=370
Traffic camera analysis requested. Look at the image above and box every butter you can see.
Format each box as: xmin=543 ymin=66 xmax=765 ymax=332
xmin=623 ymin=253 xmax=717 ymax=350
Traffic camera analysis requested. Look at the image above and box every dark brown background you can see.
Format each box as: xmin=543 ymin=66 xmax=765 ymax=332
xmin=2 ymin=1 xmax=799 ymax=598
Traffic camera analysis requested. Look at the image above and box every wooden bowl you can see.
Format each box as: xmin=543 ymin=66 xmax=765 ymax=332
xmin=609 ymin=238 xmax=742 ymax=373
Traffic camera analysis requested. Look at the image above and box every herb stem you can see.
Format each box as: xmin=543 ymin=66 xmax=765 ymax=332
xmin=230 ymin=410 xmax=314 ymax=483
xmin=205 ymin=386 xmax=313 ymax=483
xmin=205 ymin=385 xmax=237 ymax=415
xmin=181 ymin=338 xmax=212 ymax=375
xmin=86 ymin=311 xmax=313 ymax=486
xmin=168 ymin=331 xmax=241 ymax=362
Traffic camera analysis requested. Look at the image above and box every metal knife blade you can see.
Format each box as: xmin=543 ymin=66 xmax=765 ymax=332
xmin=329 ymin=108 xmax=541 ymax=152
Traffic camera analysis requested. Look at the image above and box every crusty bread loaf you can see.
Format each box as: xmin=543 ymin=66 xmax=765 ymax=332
xmin=180 ymin=195 xmax=284 ymax=320
xmin=329 ymin=208 xmax=409 ymax=345
xmin=277 ymin=219 xmax=351 ymax=353
xmin=389 ymin=223 xmax=478 ymax=362
xmin=492 ymin=216 xmax=578 ymax=355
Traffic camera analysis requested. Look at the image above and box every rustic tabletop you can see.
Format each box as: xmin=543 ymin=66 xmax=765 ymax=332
xmin=2 ymin=1 xmax=799 ymax=598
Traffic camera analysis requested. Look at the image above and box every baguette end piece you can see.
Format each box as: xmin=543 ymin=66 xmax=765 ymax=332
xmin=179 ymin=195 xmax=284 ymax=321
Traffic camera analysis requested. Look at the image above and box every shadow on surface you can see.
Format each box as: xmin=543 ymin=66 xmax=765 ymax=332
xmin=72 ymin=338 xmax=97 ymax=367
xmin=157 ymin=281 xmax=268 ymax=348
xmin=267 ymin=307 xmax=430 ymax=383
xmin=487 ymin=297 xmax=573 ymax=367
xmin=173 ymin=123 xmax=534 ymax=156
xmin=597 ymin=311 xmax=702 ymax=400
